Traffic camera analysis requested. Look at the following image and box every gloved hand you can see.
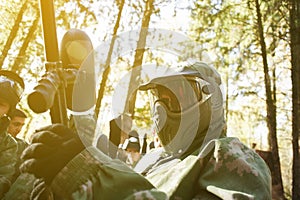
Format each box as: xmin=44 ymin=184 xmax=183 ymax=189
xmin=20 ymin=124 xmax=85 ymax=184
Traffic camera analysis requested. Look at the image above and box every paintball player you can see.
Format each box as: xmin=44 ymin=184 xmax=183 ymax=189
xmin=0 ymin=70 xmax=24 ymax=198
xmin=122 ymin=135 xmax=141 ymax=168
xmin=60 ymin=28 xmax=96 ymax=147
xmin=8 ymin=108 xmax=28 ymax=153
xmin=7 ymin=108 xmax=29 ymax=183
xmin=7 ymin=109 xmax=27 ymax=138
xmin=4 ymin=28 xmax=97 ymax=200
xmin=61 ymin=28 xmax=96 ymax=115
xmin=20 ymin=61 xmax=271 ymax=199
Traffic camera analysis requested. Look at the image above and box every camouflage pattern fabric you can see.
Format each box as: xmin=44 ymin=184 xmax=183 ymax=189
xmin=51 ymin=147 xmax=154 ymax=199
xmin=2 ymin=173 xmax=35 ymax=200
xmin=3 ymin=113 xmax=97 ymax=200
xmin=49 ymin=137 xmax=271 ymax=199
xmin=0 ymin=130 xmax=18 ymax=198
xmin=12 ymin=138 xmax=28 ymax=181
xmin=2 ymin=138 xmax=33 ymax=200
xmin=71 ymin=113 xmax=96 ymax=146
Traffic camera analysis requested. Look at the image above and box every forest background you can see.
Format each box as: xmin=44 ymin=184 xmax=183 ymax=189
xmin=0 ymin=0 xmax=299 ymax=199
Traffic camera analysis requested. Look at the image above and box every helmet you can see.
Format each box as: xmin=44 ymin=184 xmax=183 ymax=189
xmin=60 ymin=28 xmax=94 ymax=68
xmin=60 ymin=29 xmax=96 ymax=112
xmin=122 ymin=137 xmax=141 ymax=152
xmin=128 ymin=130 xmax=139 ymax=138
xmin=0 ymin=70 xmax=24 ymax=111
xmin=139 ymin=61 xmax=225 ymax=157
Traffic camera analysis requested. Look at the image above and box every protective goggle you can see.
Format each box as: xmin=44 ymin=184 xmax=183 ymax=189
xmin=148 ymin=76 xmax=212 ymax=113
xmin=0 ymin=75 xmax=24 ymax=99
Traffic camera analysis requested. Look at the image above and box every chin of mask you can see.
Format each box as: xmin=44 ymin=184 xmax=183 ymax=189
xmin=152 ymin=100 xmax=202 ymax=156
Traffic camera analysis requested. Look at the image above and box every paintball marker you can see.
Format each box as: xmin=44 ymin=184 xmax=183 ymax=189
xmin=27 ymin=0 xmax=96 ymax=125
xmin=27 ymin=0 xmax=68 ymax=125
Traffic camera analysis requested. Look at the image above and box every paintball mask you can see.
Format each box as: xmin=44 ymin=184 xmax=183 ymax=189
xmin=60 ymin=29 xmax=96 ymax=112
xmin=139 ymin=61 xmax=223 ymax=155
xmin=0 ymin=70 xmax=24 ymax=111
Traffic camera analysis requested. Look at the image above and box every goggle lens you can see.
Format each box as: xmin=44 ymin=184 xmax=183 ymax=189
xmin=149 ymin=77 xmax=210 ymax=112
xmin=0 ymin=76 xmax=24 ymax=99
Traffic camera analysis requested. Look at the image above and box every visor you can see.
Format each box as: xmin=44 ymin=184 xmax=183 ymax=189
xmin=146 ymin=76 xmax=211 ymax=113
xmin=0 ymin=75 xmax=24 ymax=100
xmin=0 ymin=75 xmax=24 ymax=108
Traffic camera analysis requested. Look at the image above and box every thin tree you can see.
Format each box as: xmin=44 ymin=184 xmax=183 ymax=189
xmin=11 ymin=10 xmax=40 ymax=73
xmin=124 ymin=0 xmax=155 ymax=118
xmin=0 ymin=2 xmax=27 ymax=69
xmin=289 ymin=0 xmax=300 ymax=199
xmin=95 ymin=0 xmax=125 ymax=118
xmin=254 ymin=0 xmax=285 ymax=198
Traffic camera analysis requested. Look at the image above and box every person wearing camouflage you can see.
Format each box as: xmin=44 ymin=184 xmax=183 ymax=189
xmin=0 ymin=70 xmax=24 ymax=198
xmin=4 ymin=28 xmax=97 ymax=200
xmin=20 ymin=61 xmax=271 ymax=199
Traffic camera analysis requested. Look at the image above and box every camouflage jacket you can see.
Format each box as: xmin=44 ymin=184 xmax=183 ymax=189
xmin=12 ymin=138 xmax=28 ymax=180
xmin=2 ymin=113 xmax=97 ymax=200
xmin=49 ymin=137 xmax=271 ymax=200
xmin=2 ymin=173 xmax=36 ymax=200
xmin=2 ymin=138 xmax=34 ymax=200
xmin=0 ymin=129 xmax=18 ymax=198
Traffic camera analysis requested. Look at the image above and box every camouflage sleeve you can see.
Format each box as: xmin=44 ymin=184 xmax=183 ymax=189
xmin=197 ymin=137 xmax=272 ymax=200
xmin=2 ymin=173 xmax=36 ymax=200
xmin=70 ymin=113 xmax=97 ymax=146
xmin=0 ymin=132 xmax=18 ymax=197
xmin=51 ymin=146 xmax=155 ymax=199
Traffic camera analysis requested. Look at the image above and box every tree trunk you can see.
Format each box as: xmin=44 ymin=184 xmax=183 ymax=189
xmin=95 ymin=0 xmax=125 ymax=117
xmin=0 ymin=3 xmax=27 ymax=68
xmin=255 ymin=0 xmax=285 ymax=198
xmin=124 ymin=0 xmax=155 ymax=117
xmin=289 ymin=0 xmax=300 ymax=199
xmin=11 ymin=11 xmax=39 ymax=73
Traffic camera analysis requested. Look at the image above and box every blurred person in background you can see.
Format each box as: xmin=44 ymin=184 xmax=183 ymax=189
xmin=122 ymin=135 xmax=141 ymax=168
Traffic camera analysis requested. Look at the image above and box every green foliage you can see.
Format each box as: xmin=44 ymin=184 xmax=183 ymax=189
xmin=190 ymin=0 xmax=291 ymax=197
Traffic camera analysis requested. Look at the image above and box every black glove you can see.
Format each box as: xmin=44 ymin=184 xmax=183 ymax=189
xmin=20 ymin=124 xmax=85 ymax=184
